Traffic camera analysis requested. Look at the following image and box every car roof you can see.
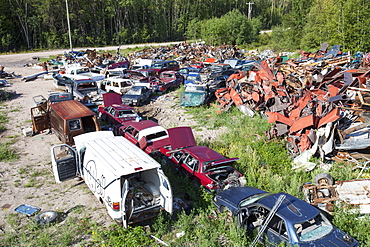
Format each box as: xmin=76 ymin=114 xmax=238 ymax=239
xmin=184 ymin=146 xmax=225 ymax=161
xmin=110 ymin=104 xmax=134 ymax=111
xmin=122 ymin=120 xmax=159 ymax=131
xmin=257 ymin=192 xmax=319 ymax=224
xmin=217 ymin=186 xmax=268 ymax=206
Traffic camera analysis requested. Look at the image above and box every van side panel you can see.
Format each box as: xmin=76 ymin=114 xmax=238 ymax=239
xmin=82 ymin=148 xmax=122 ymax=219
xmin=49 ymin=109 xmax=65 ymax=143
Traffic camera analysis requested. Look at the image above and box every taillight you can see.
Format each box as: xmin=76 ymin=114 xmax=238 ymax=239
xmin=113 ymin=202 xmax=120 ymax=210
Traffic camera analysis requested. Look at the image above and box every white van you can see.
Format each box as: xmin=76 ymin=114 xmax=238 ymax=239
xmin=51 ymin=131 xmax=172 ymax=227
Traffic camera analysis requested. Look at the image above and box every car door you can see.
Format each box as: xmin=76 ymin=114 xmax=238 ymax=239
xmin=121 ymin=179 xmax=132 ymax=228
xmin=31 ymin=106 xmax=49 ymax=133
xmin=158 ymin=170 xmax=173 ymax=214
xmin=123 ymin=126 xmax=139 ymax=145
xmin=180 ymin=153 xmax=200 ymax=183
xmin=264 ymin=215 xmax=289 ymax=246
xmin=51 ymin=144 xmax=79 ymax=183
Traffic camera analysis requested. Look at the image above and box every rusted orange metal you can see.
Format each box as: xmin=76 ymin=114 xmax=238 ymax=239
xmin=317 ymin=108 xmax=340 ymax=128
xmin=290 ymin=114 xmax=315 ymax=133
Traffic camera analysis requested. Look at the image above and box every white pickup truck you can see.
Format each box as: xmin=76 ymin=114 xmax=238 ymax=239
xmin=51 ymin=131 xmax=173 ymax=227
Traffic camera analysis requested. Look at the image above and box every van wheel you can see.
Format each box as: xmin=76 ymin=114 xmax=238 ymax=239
xmin=35 ymin=211 xmax=58 ymax=225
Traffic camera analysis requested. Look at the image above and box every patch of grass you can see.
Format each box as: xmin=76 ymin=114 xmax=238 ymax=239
xmin=2 ymin=213 xmax=98 ymax=247
xmin=24 ymin=178 xmax=43 ymax=188
xmin=9 ymin=107 xmax=21 ymax=112
xmin=6 ymin=135 xmax=19 ymax=139
xmin=13 ymin=180 xmax=21 ymax=187
xmin=0 ymin=144 xmax=18 ymax=162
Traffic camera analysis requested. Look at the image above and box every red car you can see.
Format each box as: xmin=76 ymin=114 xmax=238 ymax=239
xmin=156 ymin=71 xmax=184 ymax=92
xmin=114 ymin=120 xmax=170 ymax=154
xmin=190 ymin=61 xmax=205 ymax=69
xmin=98 ymin=92 xmax=140 ymax=125
xmin=160 ymin=127 xmax=246 ymax=192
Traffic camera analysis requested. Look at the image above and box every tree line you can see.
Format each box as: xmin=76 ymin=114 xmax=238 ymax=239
xmin=1 ymin=0 xmax=369 ymax=53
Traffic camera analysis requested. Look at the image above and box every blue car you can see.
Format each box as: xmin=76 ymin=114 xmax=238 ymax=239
xmin=213 ymin=187 xmax=359 ymax=246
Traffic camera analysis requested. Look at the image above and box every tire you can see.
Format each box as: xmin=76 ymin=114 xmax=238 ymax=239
xmin=35 ymin=211 xmax=58 ymax=225
xmin=314 ymin=173 xmax=334 ymax=186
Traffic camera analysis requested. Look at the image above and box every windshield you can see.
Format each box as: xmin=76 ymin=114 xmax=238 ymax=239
xmin=146 ymin=131 xmax=168 ymax=141
xmin=127 ymin=87 xmax=143 ymax=95
xmin=185 ymin=85 xmax=205 ymax=93
xmin=239 ymin=193 xmax=271 ymax=207
xmin=152 ymin=63 xmax=164 ymax=69
xmin=294 ymin=213 xmax=333 ymax=242
xmin=186 ymin=76 xmax=201 ymax=82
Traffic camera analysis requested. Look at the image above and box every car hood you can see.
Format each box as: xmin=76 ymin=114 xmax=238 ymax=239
xmin=167 ymin=127 xmax=196 ymax=150
xmin=103 ymin=92 xmax=122 ymax=106
xmin=122 ymin=95 xmax=141 ymax=101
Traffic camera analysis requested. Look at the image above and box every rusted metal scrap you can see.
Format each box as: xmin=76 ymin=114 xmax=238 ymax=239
xmin=211 ymin=43 xmax=370 ymax=170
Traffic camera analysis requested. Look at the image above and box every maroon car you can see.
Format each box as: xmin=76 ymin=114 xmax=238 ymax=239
xmin=114 ymin=120 xmax=171 ymax=155
xmin=98 ymin=92 xmax=140 ymax=125
xmin=160 ymin=127 xmax=246 ymax=192
xmin=156 ymin=71 xmax=184 ymax=92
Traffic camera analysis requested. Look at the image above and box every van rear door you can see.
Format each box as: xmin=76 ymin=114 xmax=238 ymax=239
xmin=51 ymin=144 xmax=79 ymax=183
xmin=121 ymin=179 xmax=132 ymax=228
xmin=31 ymin=106 xmax=49 ymax=133
xmin=158 ymin=171 xmax=173 ymax=214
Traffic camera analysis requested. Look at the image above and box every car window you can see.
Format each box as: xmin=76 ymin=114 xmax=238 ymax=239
xmin=68 ymin=119 xmax=81 ymax=131
xmin=268 ymin=215 xmax=288 ymax=239
xmin=239 ymin=193 xmax=270 ymax=207
xmin=184 ymin=155 xmax=199 ymax=171
xmin=125 ymin=126 xmax=135 ymax=135
xmin=146 ymin=131 xmax=167 ymax=141
xmin=108 ymin=107 xmax=116 ymax=116
xmin=118 ymin=110 xmax=135 ymax=118
xmin=173 ymin=151 xmax=184 ymax=162
xmin=294 ymin=213 xmax=333 ymax=242
xmin=127 ymin=87 xmax=142 ymax=95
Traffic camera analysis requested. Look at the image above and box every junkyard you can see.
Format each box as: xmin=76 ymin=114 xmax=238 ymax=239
xmin=1 ymin=42 xmax=370 ymax=246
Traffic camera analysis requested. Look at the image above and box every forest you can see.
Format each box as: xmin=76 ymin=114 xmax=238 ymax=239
xmin=1 ymin=0 xmax=369 ymax=53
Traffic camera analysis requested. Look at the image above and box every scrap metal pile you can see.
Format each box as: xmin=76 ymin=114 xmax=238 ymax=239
xmin=25 ymin=42 xmax=370 ymax=171
xmin=214 ymin=44 xmax=370 ymax=171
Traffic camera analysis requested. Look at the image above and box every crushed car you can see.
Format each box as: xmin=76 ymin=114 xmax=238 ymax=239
xmin=155 ymin=71 xmax=184 ymax=93
xmin=213 ymin=186 xmax=359 ymax=246
xmin=121 ymin=83 xmax=152 ymax=106
xmin=114 ymin=120 xmax=170 ymax=155
xmin=98 ymin=92 xmax=140 ymax=126
xmin=180 ymin=84 xmax=211 ymax=107
xmin=65 ymin=76 xmax=103 ymax=107
xmin=99 ymin=78 xmax=133 ymax=95
xmin=160 ymin=127 xmax=245 ymax=192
